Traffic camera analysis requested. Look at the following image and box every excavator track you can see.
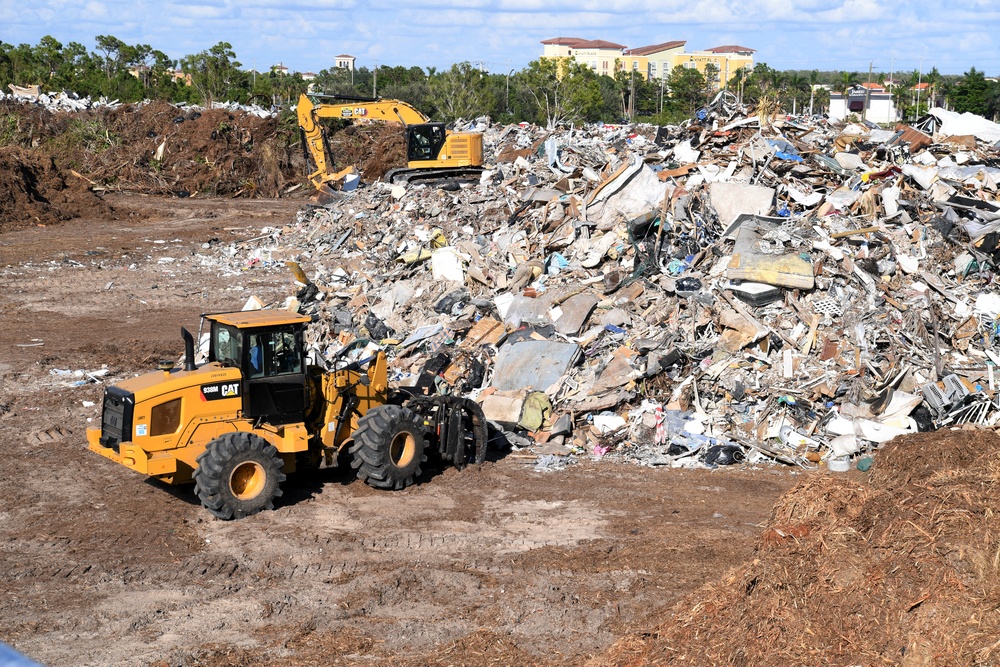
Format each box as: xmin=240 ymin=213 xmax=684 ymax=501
xmin=384 ymin=166 xmax=484 ymax=186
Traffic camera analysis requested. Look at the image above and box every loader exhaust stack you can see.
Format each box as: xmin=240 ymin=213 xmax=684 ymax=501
xmin=181 ymin=327 xmax=196 ymax=371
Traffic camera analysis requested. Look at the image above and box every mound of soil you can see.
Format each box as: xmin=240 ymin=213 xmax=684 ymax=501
xmin=0 ymin=146 xmax=114 ymax=233
xmin=599 ymin=429 xmax=1000 ymax=666
xmin=0 ymin=100 xmax=414 ymax=232
xmin=37 ymin=101 xmax=300 ymax=198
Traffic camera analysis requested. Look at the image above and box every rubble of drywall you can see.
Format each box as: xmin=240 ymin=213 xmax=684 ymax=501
xmin=206 ymin=97 xmax=1000 ymax=472
xmin=2 ymin=85 xmax=276 ymax=116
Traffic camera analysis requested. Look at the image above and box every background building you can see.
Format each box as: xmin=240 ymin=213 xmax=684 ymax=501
xmin=541 ymin=37 xmax=626 ymax=77
xmin=541 ymin=38 xmax=754 ymax=90
xmin=829 ymin=83 xmax=897 ymax=123
xmin=622 ymin=41 xmax=686 ymax=82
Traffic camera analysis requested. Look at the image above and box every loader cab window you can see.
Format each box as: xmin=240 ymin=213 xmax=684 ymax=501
xmin=408 ymin=123 xmax=446 ymax=162
xmin=247 ymin=330 xmax=302 ymax=378
xmin=212 ymin=324 xmax=243 ymax=368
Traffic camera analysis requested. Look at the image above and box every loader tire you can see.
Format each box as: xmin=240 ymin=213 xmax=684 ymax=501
xmin=194 ymin=432 xmax=286 ymax=520
xmin=349 ymin=405 xmax=427 ymax=490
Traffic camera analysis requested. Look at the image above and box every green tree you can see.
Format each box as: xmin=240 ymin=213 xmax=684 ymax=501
xmin=34 ymin=35 xmax=64 ymax=83
xmin=51 ymin=41 xmax=98 ymax=93
xmin=666 ymin=65 xmax=708 ymax=115
xmin=704 ymin=63 xmax=720 ymax=92
xmin=739 ymin=63 xmax=780 ymax=101
xmin=518 ymin=57 xmax=603 ymax=129
xmin=783 ymin=72 xmax=809 ymax=115
xmin=311 ymin=66 xmax=360 ymax=97
xmin=1 ymin=42 xmax=43 ymax=86
xmin=948 ymin=67 xmax=993 ymax=116
xmin=728 ymin=66 xmax=748 ymax=101
xmin=429 ymin=62 xmax=494 ymax=120
xmin=95 ymin=34 xmax=127 ymax=81
xmin=264 ymin=70 xmax=308 ymax=106
xmin=180 ymin=41 xmax=247 ymax=106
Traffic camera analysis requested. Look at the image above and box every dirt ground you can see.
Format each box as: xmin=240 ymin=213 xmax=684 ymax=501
xmin=0 ymin=195 xmax=802 ymax=666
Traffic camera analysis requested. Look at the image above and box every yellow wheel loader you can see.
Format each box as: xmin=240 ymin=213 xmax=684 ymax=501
xmin=87 ymin=310 xmax=487 ymax=519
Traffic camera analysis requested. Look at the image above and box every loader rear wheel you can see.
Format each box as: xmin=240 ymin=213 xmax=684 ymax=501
xmin=349 ymin=405 xmax=427 ymax=490
xmin=194 ymin=432 xmax=286 ymax=520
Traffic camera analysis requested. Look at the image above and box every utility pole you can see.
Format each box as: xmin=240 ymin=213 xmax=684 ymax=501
xmin=505 ymin=68 xmax=515 ymax=114
xmin=863 ymin=60 xmax=873 ymax=122
xmin=659 ymin=72 xmax=665 ymax=116
xmin=373 ymin=61 xmax=378 ymax=98
xmin=889 ymin=56 xmax=895 ymax=120
xmin=914 ymin=57 xmax=923 ymax=123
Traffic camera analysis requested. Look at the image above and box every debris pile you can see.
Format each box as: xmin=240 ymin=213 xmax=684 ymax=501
xmin=4 ymin=84 xmax=278 ymax=116
xmin=597 ymin=429 xmax=1000 ymax=665
xmin=0 ymin=97 xmax=300 ymax=231
xmin=204 ymin=101 xmax=1000 ymax=470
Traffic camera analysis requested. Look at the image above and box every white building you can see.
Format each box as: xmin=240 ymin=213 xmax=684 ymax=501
xmin=829 ymin=83 xmax=897 ymax=124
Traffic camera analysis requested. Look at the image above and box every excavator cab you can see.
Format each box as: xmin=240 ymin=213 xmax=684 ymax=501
xmin=407 ymin=123 xmax=447 ymax=162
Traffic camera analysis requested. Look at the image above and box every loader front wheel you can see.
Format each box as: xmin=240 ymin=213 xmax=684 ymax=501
xmin=349 ymin=405 xmax=427 ymax=490
xmin=194 ymin=432 xmax=286 ymax=520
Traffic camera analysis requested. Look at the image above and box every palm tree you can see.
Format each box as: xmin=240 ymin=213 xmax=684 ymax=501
xmin=938 ymin=80 xmax=954 ymax=110
xmin=808 ymin=70 xmax=820 ymax=115
xmin=834 ymin=71 xmax=859 ymax=96
xmin=769 ymin=70 xmax=786 ymax=94
xmin=785 ymin=73 xmax=809 ymax=115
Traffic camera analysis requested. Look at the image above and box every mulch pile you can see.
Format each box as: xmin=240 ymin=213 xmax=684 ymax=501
xmin=0 ymin=99 xmax=413 ymax=234
xmin=0 ymin=146 xmax=115 ymax=232
xmin=597 ymin=429 xmax=1000 ymax=666
xmin=328 ymin=122 xmax=408 ymax=181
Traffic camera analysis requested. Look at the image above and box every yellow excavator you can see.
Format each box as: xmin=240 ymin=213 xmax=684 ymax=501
xmin=297 ymin=93 xmax=484 ymax=192
xmin=87 ymin=310 xmax=487 ymax=519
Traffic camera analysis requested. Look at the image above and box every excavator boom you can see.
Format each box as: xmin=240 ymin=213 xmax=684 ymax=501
xmin=299 ymin=93 xmax=430 ymax=125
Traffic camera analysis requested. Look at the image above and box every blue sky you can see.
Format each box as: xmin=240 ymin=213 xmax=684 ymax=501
xmin=2 ymin=0 xmax=999 ymax=76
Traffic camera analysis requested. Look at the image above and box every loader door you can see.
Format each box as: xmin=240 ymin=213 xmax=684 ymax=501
xmin=244 ymin=328 xmax=306 ymax=425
